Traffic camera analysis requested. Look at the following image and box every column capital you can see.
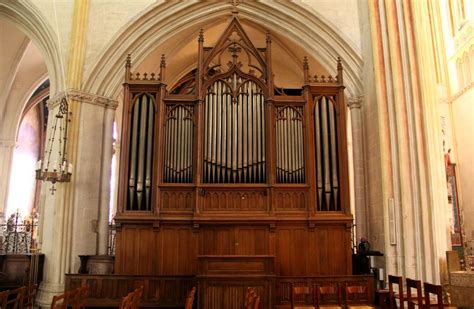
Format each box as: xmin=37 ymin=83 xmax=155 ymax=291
xmin=48 ymin=89 xmax=119 ymax=110
xmin=347 ymin=95 xmax=363 ymax=109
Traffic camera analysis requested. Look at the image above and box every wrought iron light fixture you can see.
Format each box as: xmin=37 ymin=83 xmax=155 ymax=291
xmin=35 ymin=97 xmax=72 ymax=194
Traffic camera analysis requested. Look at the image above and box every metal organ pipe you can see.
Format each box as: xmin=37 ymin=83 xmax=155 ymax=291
xmin=275 ymin=106 xmax=305 ymax=184
xmin=127 ymin=94 xmax=155 ymax=211
xmin=314 ymin=96 xmax=340 ymax=211
xmin=164 ymin=105 xmax=194 ymax=183
xmin=203 ymin=76 xmax=266 ymax=183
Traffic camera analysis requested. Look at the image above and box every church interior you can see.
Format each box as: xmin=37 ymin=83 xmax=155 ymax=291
xmin=0 ymin=0 xmax=473 ymax=308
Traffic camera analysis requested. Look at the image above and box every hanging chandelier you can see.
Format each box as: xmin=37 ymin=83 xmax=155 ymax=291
xmin=35 ymin=96 xmax=72 ymax=194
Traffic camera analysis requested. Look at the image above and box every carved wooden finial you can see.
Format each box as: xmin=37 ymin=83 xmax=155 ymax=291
xmin=125 ymin=54 xmax=131 ymax=81
xmin=303 ymin=56 xmax=309 ymax=84
xmin=337 ymin=56 xmax=343 ymax=85
xmin=266 ymin=31 xmax=272 ymax=44
xmin=160 ymin=54 xmax=166 ymax=68
xmin=198 ymin=29 xmax=204 ymax=43
xmin=160 ymin=54 xmax=166 ymax=82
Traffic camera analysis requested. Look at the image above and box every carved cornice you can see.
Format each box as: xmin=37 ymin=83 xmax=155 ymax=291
xmin=48 ymin=89 xmax=118 ymax=110
xmin=347 ymin=95 xmax=363 ymax=110
xmin=0 ymin=139 xmax=15 ymax=148
xmin=449 ymin=82 xmax=474 ymax=103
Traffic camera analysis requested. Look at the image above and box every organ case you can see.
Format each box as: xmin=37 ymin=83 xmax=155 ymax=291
xmin=114 ymin=16 xmax=353 ymax=280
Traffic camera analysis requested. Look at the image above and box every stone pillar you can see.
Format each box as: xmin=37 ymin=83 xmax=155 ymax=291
xmin=0 ymin=139 xmax=15 ymax=217
xmin=36 ymin=90 xmax=117 ymax=307
xmin=367 ymin=0 xmax=450 ymax=282
xmin=348 ymin=96 xmax=368 ymax=242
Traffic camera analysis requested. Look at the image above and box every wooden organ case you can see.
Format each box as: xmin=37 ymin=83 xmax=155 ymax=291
xmin=115 ymin=17 xmax=352 ymax=308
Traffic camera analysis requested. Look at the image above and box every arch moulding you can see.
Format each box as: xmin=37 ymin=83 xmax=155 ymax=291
xmin=83 ymin=1 xmax=363 ymax=99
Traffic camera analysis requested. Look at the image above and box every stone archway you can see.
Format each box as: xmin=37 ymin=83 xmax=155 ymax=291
xmin=83 ymin=1 xmax=363 ymax=99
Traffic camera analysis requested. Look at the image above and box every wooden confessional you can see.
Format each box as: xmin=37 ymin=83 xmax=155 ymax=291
xmin=113 ymin=16 xmax=354 ymax=308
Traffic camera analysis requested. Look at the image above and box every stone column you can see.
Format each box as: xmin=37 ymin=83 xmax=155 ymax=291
xmin=367 ymin=0 xmax=450 ymax=282
xmin=348 ymin=96 xmax=368 ymax=242
xmin=0 ymin=139 xmax=15 ymax=217
xmin=68 ymin=90 xmax=118 ymax=260
xmin=36 ymin=90 xmax=117 ymax=307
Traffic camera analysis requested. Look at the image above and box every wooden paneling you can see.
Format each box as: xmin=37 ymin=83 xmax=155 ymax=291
xmin=200 ymin=188 xmax=267 ymax=212
xmin=115 ymin=225 xmax=198 ymax=275
xmin=197 ymin=255 xmax=275 ymax=309
xmin=115 ymin=221 xmax=351 ymax=277
xmin=275 ymin=275 xmax=374 ymax=306
xmin=65 ymin=274 xmax=195 ymax=307
xmin=160 ymin=188 xmax=194 ymax=212
xmin=276 ymin=224 xmax=350 ymax=276
xmin=114 ymin=226 xmax=155 ymax=274
xmin=274 ymin=189 xmax=307 ymax=211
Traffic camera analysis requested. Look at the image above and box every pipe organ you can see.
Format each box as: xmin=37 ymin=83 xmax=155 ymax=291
xmin=114 ymin=16 xmax=353 ymax=307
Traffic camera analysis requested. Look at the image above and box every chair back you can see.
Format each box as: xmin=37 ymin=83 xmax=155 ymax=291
xmin=24 ymin=284 xmax=39 ymax=309
xmin=119 ymin=291 xmax=134 ymax=309
xmin=6 ymin=286 xmax=26 ymax=309
xmin=245 ymin=287 xmax=260 ymax=309
xmin=131 ymin=286 xmax=143 ymax=309
xmin=291 ymin=285 xmax=315 ymax=308
xmin=51 ymin=292 xmax=69 ymax=309
xmin=388 ymin=275 xmax=405 ymax=309
xmin=345 ymin=283 xmax=372 ymax=307
xmin=316 ymin=284 xmax=341 ymax=308
xmin=185 ymin=286 xmax=196 ymax=309
xmin=253 ymin=295 xmax=261 ymax=309
xmin=0 ymin=290 xmax=9 ymax=308
xmin=405 ymin=278 xmax=422 ymax=309
xmin=423 ymin=282 xmax=444 ymax=309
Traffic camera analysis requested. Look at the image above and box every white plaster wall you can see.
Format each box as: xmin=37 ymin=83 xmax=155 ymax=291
xmin=30 ymin=0 xmax=73 ymax=78
xmin=451 ymin=88 xmax=474 ymax=242
xmin=83 ymin=0 xmax=158 ymax=80
xmin=299 ymin=0 xmax=362 ymax=52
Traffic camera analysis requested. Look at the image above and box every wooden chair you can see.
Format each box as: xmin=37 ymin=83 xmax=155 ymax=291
xmin=345 ymin=283 xmax=375 ymax=309
xmin=51 ymin=291 xmax=69 ymax=309
xmin=0 ymin=290 xmax=9 ymax=308
xmin=406 ymin=278 xmax=423 ymax=309
xmin=24 ymin=284 xmax=39 ymax=309
xmin=119 ymin=290 xmax=134 ymax=309
xmin=423 ymin=282 xmax=456 ymax=309
xmin=245 ymin=287 xmax=261 ymax=309
xmin=185 ymin=286 xmax=196 ymax=309
xmin=6 ymin=286 xmax=26 ymax=309
xmin=291 ymin=284 xmax=316 ymax=309
xmin=70 ymin=286 xmax=88 ymax=309
xmin=388 ymin=275 xmax=406 ymax=309
xmin=316 ymin=284 xmax=342 ymax=309
xmin=131 ymin=286 xmax=143 ymax=309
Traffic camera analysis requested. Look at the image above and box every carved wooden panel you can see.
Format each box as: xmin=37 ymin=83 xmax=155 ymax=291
xmin=274 ymin=188 xmax=307 ymax=211
xmin=65 ymin=274 xmax=196 ymax=307
xmin=200 ymin=189 xmax=267 ymax=211
xmin=160 ymin=188 xmax=194 ymax=212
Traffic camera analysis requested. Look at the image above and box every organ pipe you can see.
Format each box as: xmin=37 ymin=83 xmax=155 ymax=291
xmin=203 ymin=75 xmax=266 ymax=183
xmin=127 ymin=93 xmax=155 ymax=211
xmin=276 ymin=106 xmax=305 ymax=183
xmin=314 ymin=95 xmax=340 ymax=211
xmin=163 ymin=105 xmax=194 ymax=183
